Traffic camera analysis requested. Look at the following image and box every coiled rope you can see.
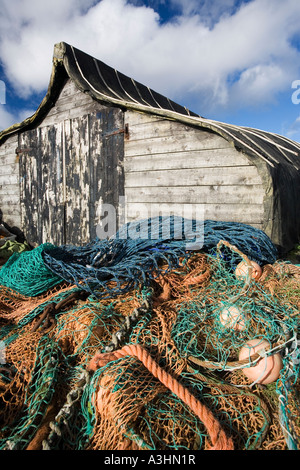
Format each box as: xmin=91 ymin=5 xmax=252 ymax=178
xmin=87 ymin=343 xmax=234 ymax=450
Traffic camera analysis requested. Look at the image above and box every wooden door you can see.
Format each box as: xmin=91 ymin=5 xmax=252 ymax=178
xmin=19 ymin=108 xmax=124 ymax=246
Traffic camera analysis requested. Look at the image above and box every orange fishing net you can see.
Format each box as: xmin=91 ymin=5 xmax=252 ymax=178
xmin=0 ymin=249 xmax=299 ymax=451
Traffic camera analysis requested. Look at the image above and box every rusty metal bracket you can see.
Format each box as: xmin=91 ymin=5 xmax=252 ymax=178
xmin=102 ymin=123 xmax=129 ymax=139
xmin=15 ymin=147 xmax=32 ymax=155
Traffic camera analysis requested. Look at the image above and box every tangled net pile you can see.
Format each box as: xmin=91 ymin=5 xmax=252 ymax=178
xmin=0 ymin=217 xmax=299 ymax=451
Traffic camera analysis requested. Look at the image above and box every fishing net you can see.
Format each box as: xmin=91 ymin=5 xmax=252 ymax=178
xmin=0 ymin=243 xmax=62 ymax=296
xmin=0 ymin=217 xmax=277 ymax=300
xmin=0 ymin=218 xmax=299 ymax=451
xmin=41 ymin=217 xmax=277 ymax=298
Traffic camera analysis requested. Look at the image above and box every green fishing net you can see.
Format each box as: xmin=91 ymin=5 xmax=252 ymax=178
xmin=0 ymin=243 xmax=62 ymax=296
xmin=0 ymin=243 xmax=299 ymax=451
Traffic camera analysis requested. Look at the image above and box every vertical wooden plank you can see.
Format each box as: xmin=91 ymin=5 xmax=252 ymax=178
xmin=89 ymin=111 xmax=103 ymax=239
xmin=19 ymin=125 xmax=65 ymax=246
xmin=0 ymin=134 xmax=20 ymax=228
xmin=80 ymin=115 xmax=91 ymax=243
xmin=90 ymin=108 xmax=124 ymax=240
xmin=102 ymin=108 xmax=124 ymax=229
xmin=40 ymin=124 xmax=64 ymax=245
xmin=64 ymin=118 xmax=75 ymax=244
xmin=19 ymin=107 xmax=125 ymax=246
xmin=40 ymin=126 xmax=51 ymax=243
xmin=19 ymin=129 xmax=41 ymax=245
xmin=64 ymin=115 xmax=91 ymax=245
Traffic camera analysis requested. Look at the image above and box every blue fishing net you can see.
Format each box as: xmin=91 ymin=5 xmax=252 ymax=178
xmin=41 ymin=217 xmax=277 ymax=298
xmin=0 ymin=228 xmax=298 ymax=451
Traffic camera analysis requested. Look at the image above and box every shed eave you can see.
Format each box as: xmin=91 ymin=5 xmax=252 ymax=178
xmin=0 ymin=58 xmax=68 ymax=145
xmin=1 ymin=40 xmax=300 ymax=171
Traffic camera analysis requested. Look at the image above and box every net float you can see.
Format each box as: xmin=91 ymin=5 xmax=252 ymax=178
xmin=235 ymin=260 xmax=262 ymax=281
xmin=219 ymin=305 xmax=247 ymax=331
xmin=239 ymin=338 xmax=283 ymax=385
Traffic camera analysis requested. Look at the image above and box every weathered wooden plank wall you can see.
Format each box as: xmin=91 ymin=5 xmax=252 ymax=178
xmin=18 ymin=79 xmax=124 ymax=245
xmin=63 ymin=110 xmax=124 ymax=245
xmin=19 ymin=124 xmax=65 ymax=245
xmin=124 ymin=111 xmax=265 ymax=228
xmin=0 ymin=134 xmax=20 ymax=227
xmin=64 ymin=116 xmax=90 ymax=244
xmin=0 ymin=78 xmax=266 ymax=246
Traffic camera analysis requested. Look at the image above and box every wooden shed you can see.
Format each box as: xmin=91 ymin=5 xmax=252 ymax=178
xmin=0 ymin=42 xmax=299 ymax=253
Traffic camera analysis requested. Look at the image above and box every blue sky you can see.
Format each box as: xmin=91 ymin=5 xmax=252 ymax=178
xmin=1 ymin=0 xmax=300 ymax=141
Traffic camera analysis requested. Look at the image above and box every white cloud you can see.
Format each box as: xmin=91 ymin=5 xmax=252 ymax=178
xmin=0 ymin=0 xmax=300 ymax=121
xmin=0 ymin=106 xmax=16 ymax=130
xmin=0 ymin=0 xmax=99 ymax=96
xmin=0 ymin=0 xmax=161 ymax=97
xmin=230 ymin=64 xmax=288 ymax=105
xmin=0 ymin=105 xmax=36 ymax=131
xmin=169 ymin=0 xmax=238 ymax=25
xmin=285 ymin=115 xmax=300 ymax=142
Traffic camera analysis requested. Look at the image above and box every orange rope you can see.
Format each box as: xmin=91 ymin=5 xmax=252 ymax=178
xmin=154 ymin=275 xmax=172 ymax=305
xmin=87 ymin=344 xmax=234 ymax=450
xmin=183 ymin=269 xmax=210 ymax=286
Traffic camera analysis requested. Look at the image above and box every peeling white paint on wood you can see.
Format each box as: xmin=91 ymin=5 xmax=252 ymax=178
xmin=18 ymin=103 xmax=124 ymax=245
xmin=126 ymin=202 xmax=263 ymax=224
xmin=125 ymin=184 xmax=264 ymax=205
xmin=0 ymin=80 xmax=268 ymax=245
xmin=124 ymin=110 xmax=265 ymax=229
xmin=0 ymin=134 xmax=20 ymax=226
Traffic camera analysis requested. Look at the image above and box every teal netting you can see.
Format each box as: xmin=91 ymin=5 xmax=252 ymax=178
xmin=0 ymin=218 xmax=277 ymax=299
xmin=0 ymin=335 xmax=59 ymax=450
xmin=42 ymin=217 xmax=277 ymax=298
xmin=0 ymin=219 xmax=298 ymax=451
xmin=0 ymin=243 xmax=62 ymax=296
